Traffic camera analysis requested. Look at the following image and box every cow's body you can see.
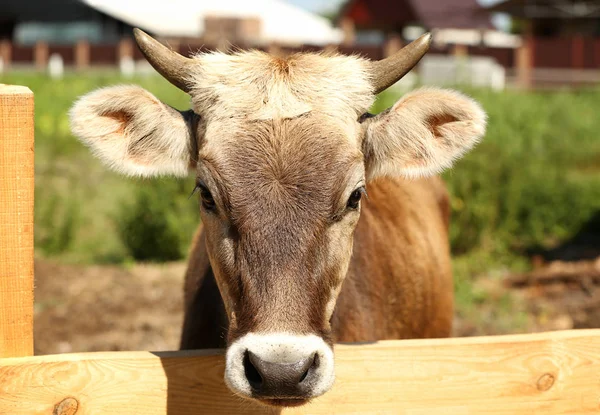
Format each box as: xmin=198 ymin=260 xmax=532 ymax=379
xmin=181 ymin=176 xmax=452 ymax=349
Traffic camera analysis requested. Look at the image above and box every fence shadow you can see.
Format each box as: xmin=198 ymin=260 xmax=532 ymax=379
xmin=154 ymin=349 xmax=281 ymax=415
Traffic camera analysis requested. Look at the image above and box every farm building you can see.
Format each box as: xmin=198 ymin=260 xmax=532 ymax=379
xmin=1 ymin=0 xmax=342 ymax=46
xmin=337 ymin=0 xmax=493 ymax=33
xmin=487 ymin=0 xmax=600 ymax=36
xmin=0 ymin=0 xmax=133 ymax=44
xmin=485 ymin=0 xmax=600 ymax=86
xmin=334 ymin=0 xmax=520 ymax=47
xmin=82 ymin=0 xmax=342 ymax=45
xmin=0 ymin=0 xmax=343 ymax=71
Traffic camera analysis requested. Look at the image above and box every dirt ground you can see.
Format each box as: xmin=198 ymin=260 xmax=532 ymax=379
xmin=33 ymin=256 xmax=600 ymax=355
xmin=34 ymin=259 xmax=187 ymax=354
xmin=504 ymin=257 xmax=600 ymax=331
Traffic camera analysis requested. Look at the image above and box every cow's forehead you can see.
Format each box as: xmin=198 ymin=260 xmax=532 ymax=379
xmin=187 ymin=50 xmax=375 ymax=121
xmin=198 ymin=117 xmax=364 ymax=225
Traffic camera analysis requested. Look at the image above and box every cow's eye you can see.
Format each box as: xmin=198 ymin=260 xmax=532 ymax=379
xmin=347 ymin=187 xmax=366 ymax=210
xmin=191 ymin=183 xmax=216 ymax=212
xmin=200 ymin=188 xmax=216 ymax=211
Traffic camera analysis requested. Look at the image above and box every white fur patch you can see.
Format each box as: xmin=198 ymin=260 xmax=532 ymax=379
xmin=187 ymin=50 xmax=374 ymax=122
xmin=225 ymin=333 xmax=335 ymax=398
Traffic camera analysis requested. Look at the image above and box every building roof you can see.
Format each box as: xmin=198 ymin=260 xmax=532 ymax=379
xmin=1 ymin=0 xmax=102 ymax=22
xmin=338 ymin=0 xmax=493 ymax=30
xmin=82 ymin=0 xmax=343 ymax=45
xmin=485 ymin=0 xmax=600 ymax=19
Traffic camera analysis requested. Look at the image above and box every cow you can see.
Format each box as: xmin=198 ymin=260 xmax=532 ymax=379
xmin=69 ymin=28 xmax=486 ymax=408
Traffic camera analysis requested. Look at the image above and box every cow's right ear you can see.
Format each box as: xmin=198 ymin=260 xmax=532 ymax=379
xmin=69 ymin=85 xmax=199 ymax=177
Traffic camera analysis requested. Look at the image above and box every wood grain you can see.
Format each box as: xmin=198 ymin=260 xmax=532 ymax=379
xmin=0 ymin=85 xmax=34 ymax=358
xmin=0 ymin=330 xmax=599 ymax=414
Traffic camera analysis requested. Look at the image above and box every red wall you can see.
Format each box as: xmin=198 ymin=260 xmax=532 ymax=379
xmin=533 ymin=37 xmax=600 ymax=69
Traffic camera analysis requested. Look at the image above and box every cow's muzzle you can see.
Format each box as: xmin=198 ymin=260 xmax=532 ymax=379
xmin=224 ymin=333 xmax=335 ymax=406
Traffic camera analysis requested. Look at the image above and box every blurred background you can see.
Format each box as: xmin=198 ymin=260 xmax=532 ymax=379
xmin=1 ymin=0 xmax=599 ymax=355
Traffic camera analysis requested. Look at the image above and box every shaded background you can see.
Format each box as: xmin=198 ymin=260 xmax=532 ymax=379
xmin=1 ymin=0 xmax=599 ymax=354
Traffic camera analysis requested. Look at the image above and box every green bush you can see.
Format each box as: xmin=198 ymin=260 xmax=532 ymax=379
xmin=116 ymin=178 xmax=198 ymax=262
xmin=35 ymin=185 xmax=80 ymax=255
xmin=374 ymin=88 xmax=600 ymax=254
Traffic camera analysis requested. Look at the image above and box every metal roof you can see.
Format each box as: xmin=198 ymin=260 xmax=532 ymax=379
xmin=1 ymin=0 xmax=343 ymax=45
xmin=86 ymin=0 xmax=343 ymax=45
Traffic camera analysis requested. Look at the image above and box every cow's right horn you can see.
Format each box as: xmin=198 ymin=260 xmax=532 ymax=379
xmin=133 ymin=28 xmax=196 ymax=93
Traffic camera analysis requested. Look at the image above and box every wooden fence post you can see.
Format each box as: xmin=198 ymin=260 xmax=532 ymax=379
xmin=516 ymin=22 xmax=533 ymax=89
xmin=0 ymin=40 xmax=11 ymax=71
xmin=340 ymin=17 xmax=355 ymax=46
xmin=452 ymin=44 xmax=468 ymax=58
xmin=0 ymin=85 xmax=34 ymax=358
xmin=34 ymin=41 xmax=49 ymax=71
xmin=75 ymin=39 xmax=90 ymax=70
xmin=383 ymin=33 xmax=403 ymax=57
xmin=572 ymin=35 xmax=584 ymax=69
xmin=118 ymin=38 xmax=134 ymax=61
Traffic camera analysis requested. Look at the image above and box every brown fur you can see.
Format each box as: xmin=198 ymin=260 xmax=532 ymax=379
xmin=194 ymin=115 xmax=366 ymax=344
xmin=180 ymin=175 xmax=453 ymax=349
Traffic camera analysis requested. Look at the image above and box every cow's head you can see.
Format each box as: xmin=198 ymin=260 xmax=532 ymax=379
xmin=70 ymin=29 xmax=486 ymax=407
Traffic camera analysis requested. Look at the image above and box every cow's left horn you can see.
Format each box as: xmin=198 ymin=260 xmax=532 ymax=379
xmin=133 ymin=28 xmax=195 ymax=93
xmin=369 ymin=33 xmax=432 ymax=94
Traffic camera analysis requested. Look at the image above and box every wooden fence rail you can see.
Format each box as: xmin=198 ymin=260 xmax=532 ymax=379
xmin=1 ymin=85 xmax=600 ymax=414
xmin=1 ymin=330 xmax=600 ymax=414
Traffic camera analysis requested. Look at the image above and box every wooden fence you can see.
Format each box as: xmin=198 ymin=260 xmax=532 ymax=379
xmin=1 ymin=84 xmax=600 ymax=414
xmin=4 ymin=37 xmax=600 ymax=89
xmin=2 ymin=38 xmax=498 ymax=69
xmin=4 ymin=36 xmax=600 ymax=70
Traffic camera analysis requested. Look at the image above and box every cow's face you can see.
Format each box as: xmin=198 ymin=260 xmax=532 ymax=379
xmin=197 ymin=116 xmax=364 ymax=406
xmin=70 ymin=29 xmax=486 ymax=407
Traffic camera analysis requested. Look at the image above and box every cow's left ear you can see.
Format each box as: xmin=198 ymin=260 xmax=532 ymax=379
xmin=362 ymin=88 xmax=486 ymax=180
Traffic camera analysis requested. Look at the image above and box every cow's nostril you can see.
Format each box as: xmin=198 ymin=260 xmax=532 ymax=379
xmin=299 ymin=353 xmax=317 ymax=383
xmin=244 ymin=350 xmax=320 ymax=397
xmin=243 ymin=351 xmax=263 ymax=389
